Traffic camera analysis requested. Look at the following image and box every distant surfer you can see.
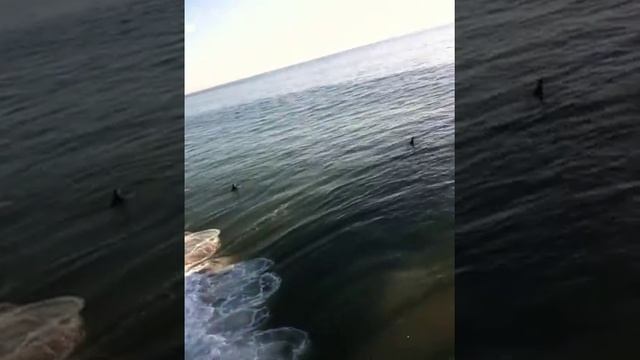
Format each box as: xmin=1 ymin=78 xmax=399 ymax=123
xmin=409 ymin=136 xmax=415 ymax=147
xmin=231 ymin=183 xmax=239 ymax=192
xmin=110 ymin=188 xmax=125 ymax=207
xmin=533 ymin=78 xmax=544 ymax=101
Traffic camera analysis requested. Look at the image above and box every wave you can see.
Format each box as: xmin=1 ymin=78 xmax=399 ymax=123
xmin=1 ymin=229 xmax=307 ymax=360
xmin=185 ymin=229 xmax=222 ymax=273
xmin=0 ymin=296 xmax=85 ymax=360
xmin=185 ymin=229 xmax=309 ymax=360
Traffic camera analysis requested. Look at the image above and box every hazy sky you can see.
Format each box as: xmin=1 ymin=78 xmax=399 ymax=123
xmin=185 ymin=0 xmax=454 ymax=94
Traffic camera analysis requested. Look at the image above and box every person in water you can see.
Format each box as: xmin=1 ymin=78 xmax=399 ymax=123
xmin=231 ymin=183 xmax=239 ymax=192
xmin=110 ymin=188 xmax=125 ymax=207
xmin=410 ymin=136 xmax=415 ymax=147
xmin=533 ymin=78 xmax=544 ymax=101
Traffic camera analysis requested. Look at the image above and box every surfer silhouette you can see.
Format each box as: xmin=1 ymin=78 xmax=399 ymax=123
xmin=409 ymin=136 xmax=415 ymax=147
xmin=533 ymin=78 xmax=544 ymax=101
xmin=110 ymin=188 xmax=125 ymax=207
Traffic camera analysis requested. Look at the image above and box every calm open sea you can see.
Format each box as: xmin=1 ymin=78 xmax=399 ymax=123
xmin=456 ymin=0 xmax=640 ymax=358
xmin=0 ymin=0 xmax=183 ymax=359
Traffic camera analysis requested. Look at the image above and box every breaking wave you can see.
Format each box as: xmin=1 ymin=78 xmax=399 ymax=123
xmin=185 ymin=229 xmax=309 ymax=360
xmin=0 ymin=296 xmax=85 ymax=360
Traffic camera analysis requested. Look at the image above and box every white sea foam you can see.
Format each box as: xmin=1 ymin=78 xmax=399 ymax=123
xmin=185 ymin=229 xmax=222 ymax=273
xmin=0 ymin=296 xmax=85 ymax=360
xmin=185 ymin=229 xmax=309 ymax=360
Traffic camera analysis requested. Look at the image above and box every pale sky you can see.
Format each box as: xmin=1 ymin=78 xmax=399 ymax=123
xmin=185 ymin=0 xmax=454 ymax=94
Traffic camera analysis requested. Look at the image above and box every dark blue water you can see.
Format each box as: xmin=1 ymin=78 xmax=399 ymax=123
xmin=0 ymin=0 xmax=183 ymax=359
xmin=186 ymin=24 xmax=454 ymax=359
xmin=456 ymin=0 xmax=640 ymax=358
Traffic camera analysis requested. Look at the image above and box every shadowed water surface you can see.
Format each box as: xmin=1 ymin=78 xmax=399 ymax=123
xmin=0 ymin=0 xmax=183 ymax=358
xmin=456 ymin=0 xmax=640 ymax=358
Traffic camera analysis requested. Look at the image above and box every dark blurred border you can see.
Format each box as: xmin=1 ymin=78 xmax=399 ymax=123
xmin=456 ymin=0 xmax=640 ymax=359
xmin=0 ymin=0 xmax=184 ymax=359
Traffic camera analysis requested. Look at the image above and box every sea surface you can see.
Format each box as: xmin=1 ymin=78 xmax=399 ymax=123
xmin=456 ymin=0 xmax=640 ymax=358
xmin=0 ymin=0 xmax=183 ymax=359
xmin=185 ymin=24 xmax=454 ymax=359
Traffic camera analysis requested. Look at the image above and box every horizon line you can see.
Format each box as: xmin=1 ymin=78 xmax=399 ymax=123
xmin=185 ymin=22 xmax=453 ymax=97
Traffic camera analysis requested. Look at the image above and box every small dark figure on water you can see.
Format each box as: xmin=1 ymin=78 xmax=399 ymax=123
xmin=533 ymin=78 xmax=544 ymax=101
xmin=110 ymin=188 xmax=125 ymax=207
xmin=231 ymin=183 xmax=239 ymax=192
xmin=409 ymin=136 xmax=415 ymax=147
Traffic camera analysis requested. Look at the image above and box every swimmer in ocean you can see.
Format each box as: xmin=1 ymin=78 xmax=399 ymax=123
xmin=533 ymin=78 xmax=544 ymax=101
xmin=110 ymin=188 xmax=125 ymax=207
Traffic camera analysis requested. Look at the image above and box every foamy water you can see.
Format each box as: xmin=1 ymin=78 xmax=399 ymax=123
xmin=0 ymin=297 xmax=85 ymax=360
xmin=185 ymin=229 xmax=309 ymax=360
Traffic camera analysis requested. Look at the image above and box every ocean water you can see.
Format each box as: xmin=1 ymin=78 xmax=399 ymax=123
xmin=1 ymin=296 xmax=85 ymax=360
xmin=456 ymin=0 xmax=640 ymax=358
xmin=186 ymin=24 xmax=454 ymax=360
xmin=185 ymin=230 xmax=309 ymax=360
xmin=0 ymin=0 xmax=183 ymax=359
